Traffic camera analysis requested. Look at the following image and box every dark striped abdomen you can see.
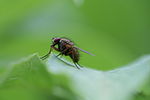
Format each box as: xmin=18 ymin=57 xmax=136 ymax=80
xmin=69 ymin=47 xmax=80 ymax=63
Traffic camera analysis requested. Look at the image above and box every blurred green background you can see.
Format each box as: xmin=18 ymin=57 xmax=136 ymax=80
xmin=0 ymin=0 xmax=150 ymax=70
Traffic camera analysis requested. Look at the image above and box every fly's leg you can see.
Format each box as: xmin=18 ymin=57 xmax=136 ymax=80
xmin=56 ymin=47 xmax=69 ymax=57
xmin=76 ymin=62 xmax=83 ymax=68
xmin=51 ymin=45 xmax=59 ymax=52
xmin=40 ymin=45 xmax=59 ymax=60
xmin=66 ymin=50 xmax=81 ymax=68
xmin=40 ymin=53 xmax=49 ymax=60
xmin=71 ymin=52 xmax=80 ymax=69
xmin=66 ymin=50 xmax=80 ymax=69
xmin=51 ymin=45 xmax=64 ymax=58
xmin=56 ymin=53 xmax=63 ymax=57
xmin=73 ymin=62 xmax=80 ymax=69
xmin=40 ymin=48 xmax=52 ymax=60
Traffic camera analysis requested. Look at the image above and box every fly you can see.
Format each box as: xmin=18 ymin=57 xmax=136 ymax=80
xmin=40 ymin=37 xmax=94 ymax=69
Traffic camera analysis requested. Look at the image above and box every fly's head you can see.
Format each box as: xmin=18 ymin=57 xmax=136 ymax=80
xmin=52 ymin=37 xmax=61 ymax=45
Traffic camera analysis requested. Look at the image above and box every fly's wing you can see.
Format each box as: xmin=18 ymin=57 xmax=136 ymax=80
xmin=74 ymin=46 xmax=95 ymax=56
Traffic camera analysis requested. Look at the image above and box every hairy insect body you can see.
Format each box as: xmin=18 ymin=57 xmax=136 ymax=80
xmin=58 ymin=39 xmax=80 ymax=63
xmin=69 ymin=47 xmax=80 ymax=63
xmin=41 ymin=37 xmax=94 ymax=69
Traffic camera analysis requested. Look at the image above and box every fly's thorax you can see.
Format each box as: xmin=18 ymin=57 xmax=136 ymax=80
xmin=58 ymin=39 xmax=73 ymax=51
xmin=60 ymin=38 xmax=74 ymax=45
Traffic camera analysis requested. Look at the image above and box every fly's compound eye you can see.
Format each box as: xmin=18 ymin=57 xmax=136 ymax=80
xmin=52 ymin=38 xmax=61 ymax=43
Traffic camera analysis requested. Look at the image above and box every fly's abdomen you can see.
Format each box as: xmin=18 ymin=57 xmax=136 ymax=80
xmin=69 ymin=48 xmax=80 ymax=63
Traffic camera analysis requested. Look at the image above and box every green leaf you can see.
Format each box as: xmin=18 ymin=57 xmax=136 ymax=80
xmin=0 ymin=53 xmax=150 ymax=100
xmin=47 ymin=54 xmax=150 ymax=100
xmin=0 ymin=54 xmax=78 ymax=100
